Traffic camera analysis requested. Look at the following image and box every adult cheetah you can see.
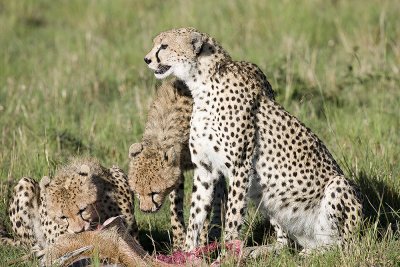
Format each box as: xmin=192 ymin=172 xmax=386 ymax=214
xmin=128 ymin=78 xmax=226 ymax=249
xmin=8 ymin=158 xmax=138 ymax=252
xmin=144 ymin=27 xmax=363 ymax=253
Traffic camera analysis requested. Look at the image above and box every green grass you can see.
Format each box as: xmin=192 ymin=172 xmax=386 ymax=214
xmin=0 ymin=0 xmax=399 ymax=266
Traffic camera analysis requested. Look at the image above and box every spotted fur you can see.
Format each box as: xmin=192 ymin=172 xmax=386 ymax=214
xmin=128 ymin=79 xmax=225 ymax=249
xmin=8 ymin=158 xmax=138 ymax=251
xmin=144 ymin=27 xmax=363 ymax=252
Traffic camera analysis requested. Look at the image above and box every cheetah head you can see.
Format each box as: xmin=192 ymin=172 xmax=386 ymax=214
xmin=144 ymin=27 xmax=207 ymax=81
xmin=40 ymin=162 xmax=102 ymax=234
xmin=128 ymin=142 xmax=181 ymax=213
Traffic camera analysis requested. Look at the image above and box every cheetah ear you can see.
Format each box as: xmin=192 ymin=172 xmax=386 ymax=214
xmin=78 ymin=164 xmax=97 ymax=193
xmin=78 ymin=164 xmax=90 ymax=177
xmin=190 ymin=32 xmax=205 ymax=55
xmin=39 ymin=176 xmax=51 ymax=192
xmin=129 ymin=143 xmax=143 ymax=159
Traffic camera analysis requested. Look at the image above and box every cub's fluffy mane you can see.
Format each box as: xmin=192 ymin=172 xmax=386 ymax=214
xmin=142 ymin=79 xmax=193 ymax=149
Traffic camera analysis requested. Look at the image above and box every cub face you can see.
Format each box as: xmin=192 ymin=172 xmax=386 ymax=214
xmin=144 ymin=27 xmax=205 ymax=80
xmin=40 ymin=164 xmax=100 ymax=234
xmin=128 ymin=142 xmax=181 ymax=212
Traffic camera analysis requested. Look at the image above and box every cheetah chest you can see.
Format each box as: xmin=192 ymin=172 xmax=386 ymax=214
xmin=189 ymin=101 xmax=229 ymax=176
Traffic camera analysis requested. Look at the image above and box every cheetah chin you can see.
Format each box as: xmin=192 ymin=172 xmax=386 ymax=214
xmin=155 ymin=64 xmax=171 ymax=75
xmin=140 ymin=203 xmax=162 ymax=213
xmin=154 ymin=65 xmax=172 ymax=79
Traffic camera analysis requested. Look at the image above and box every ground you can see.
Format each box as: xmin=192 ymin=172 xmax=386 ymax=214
xmin=0 ymin=0 xmax=399 ymax=266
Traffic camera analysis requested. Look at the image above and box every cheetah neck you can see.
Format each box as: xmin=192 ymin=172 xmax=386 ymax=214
xmin=185 ymin=38 xmax=231 ymax=98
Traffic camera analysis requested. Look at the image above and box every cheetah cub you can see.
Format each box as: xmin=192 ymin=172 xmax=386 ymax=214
xmin=128 ymin=78 xmax=226 ymax=249
xmin=144 ymin=27 xmax=363 ymax=252
xmin=8 ymin=158 xmax=138 ymax=251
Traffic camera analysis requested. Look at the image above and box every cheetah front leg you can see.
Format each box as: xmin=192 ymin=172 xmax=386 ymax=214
xmin=168 ymin=177 xmax=186 ymax=250
xmin=8 ymin=177 xmax=44 ymax=250
xmin=184 ymin=166 xmax=219 ymax=251
xmin=224 ymin=160 xmax=253 ymax=242
xmin=0 ymin=218 xmax=20 ymax=246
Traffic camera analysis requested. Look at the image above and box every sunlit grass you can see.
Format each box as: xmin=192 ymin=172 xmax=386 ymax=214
xmin=0 ymin=0 xmax=399 ymax=265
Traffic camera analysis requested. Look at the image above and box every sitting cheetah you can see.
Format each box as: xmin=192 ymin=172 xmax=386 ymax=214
xmin=8 ymin=158 xmax=138 ymax=252
xmin=128 ymin=78 xmax=226 ymax=249
xmin=144 ymin=27 xmax=363 ymax=252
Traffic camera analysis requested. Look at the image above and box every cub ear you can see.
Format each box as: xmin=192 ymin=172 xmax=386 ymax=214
xmin=78 ymin=164 xmax=97 ymax=194
xmin=78 ymin=164 xmax=90 ymax=176
xmin=191 ymin=32 xmax=205 ymax=55
xmin=129 ymin=143 xmax=143 ymax=159
xmin=39 ymin=176 xmax=51 ymax=192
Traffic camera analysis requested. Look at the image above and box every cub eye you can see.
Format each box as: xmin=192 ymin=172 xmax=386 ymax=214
xmin=78 ymin=207 xmax=87 ymax=215
xmin=60 ymin=215 xmax=67 ymax=220
xmin=160 ymin=44 xmax=168 ymax=49
xmin=163 ymin=152 xmax=168 ymax=161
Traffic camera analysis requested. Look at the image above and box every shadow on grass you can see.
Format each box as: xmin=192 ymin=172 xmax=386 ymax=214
xmin=244 ymin=216 xmax=274 ymax=247
xmin=137 ymin=228 xmax=172 ymax=254
xmin=356 ymin=171 xmax=400 ymax=232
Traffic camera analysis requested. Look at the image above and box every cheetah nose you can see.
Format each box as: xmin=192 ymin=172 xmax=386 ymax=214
xmin=144 ymin=57 xmax=152 ymax=64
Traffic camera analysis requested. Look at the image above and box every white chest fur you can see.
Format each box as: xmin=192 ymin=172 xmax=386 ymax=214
xmin=189 ymin=83 xmax=230 ymax=177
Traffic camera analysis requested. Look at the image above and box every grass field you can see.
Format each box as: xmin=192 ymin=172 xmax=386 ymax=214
xmin=0 ymin=0 xmax=399 ymax=266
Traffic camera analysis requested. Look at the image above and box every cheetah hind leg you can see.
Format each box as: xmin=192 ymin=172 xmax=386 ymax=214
xmin=8 ymin=177 xmax=43 ymax=250
xmin=313 ymin=176 xmax=363 ymax=250
xmin=242 ymin=218 xmax=290 ymax=259
xmin=270 ymin=218 xmax=289 ymax=249
xmin=169 ymin=177 xmax=186 ymax=250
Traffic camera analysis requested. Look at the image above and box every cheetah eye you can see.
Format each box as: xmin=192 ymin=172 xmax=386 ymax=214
xmin=163 ymin=152 xmax=168 ymax=161
xmin=60 ymin=215 xmax=67 ymax=220
xmin=150 ymin=192 xmax=159 ymax=196
xmin=160 ymin=44 xmax=168 ymax=49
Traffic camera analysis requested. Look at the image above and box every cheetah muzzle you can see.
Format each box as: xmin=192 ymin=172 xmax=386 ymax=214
xmin=155 ymin=64 xmax=171 ymax=75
